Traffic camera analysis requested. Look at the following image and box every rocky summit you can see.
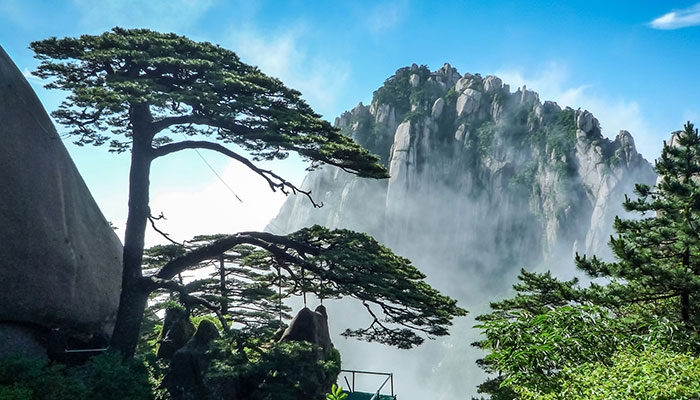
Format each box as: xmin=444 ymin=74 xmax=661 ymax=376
xmin=0 ymin=45 xmax=123 ymax=358
xmin=268 ymin=63 xmax=656 ymax=396
xmin=269 ymin=63 xmax=655 ymax=300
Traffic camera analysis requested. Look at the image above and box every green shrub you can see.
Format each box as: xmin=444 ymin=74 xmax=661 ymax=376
xmin=521 ymin=346 xmax=700 ymax=400
xmin=207 ymin=333 xmax=341 ymax=400
xmin=0 ymin=351 xmax=153 ymax=400
xmin=372 ymin=65 xmax=431 ymax=115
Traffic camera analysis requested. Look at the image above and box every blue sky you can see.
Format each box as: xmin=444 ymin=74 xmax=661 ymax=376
xmin=2 ymin=0 xmax=700 ymax=244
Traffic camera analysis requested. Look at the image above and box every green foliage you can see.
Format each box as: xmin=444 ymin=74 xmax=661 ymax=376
xmin=527 ymin=109 xmax=577 ymax=170
xmin=475 ymin=305 xmax=624 ymax=394
xmin=31 ymin=26 xmax=398 ymax=358
xmin=326 ymin=384 xmax=348 ymax=400
xmin=507 ymin=162 xmax=538 ymax=192
xmin=0 ymin=351 xmax=153 ymax=400
xmin=475 ymin=122 xmax=700 ymax=398
xmin=462 ymin=121 xmax=497 ymax=156
xmin=372 ymin=65 xmax=431 ymax=114
xmin=475 ymin=122 xmax=496 ymax=155
xmin=577 ymin=122 xmax=700 ymax=328
xmin=401 ymin=109 xmax=428 ymax=123
xmin=288 ymin=226 xmax=467 ymax=348
xmin=207 ymin=332 xmax=341 ymax=400
xmin=31 ymin=27 xmax=387 ymax=178
xmin=521 ymin=346 xmax=700 ymax=400
xmin=444 ymin=87 xmax=459 ymax=105
xmin=150 ymin=226 xmax=466 ymax=349
xmin=471 ymin=376 xmax=518 ymax=400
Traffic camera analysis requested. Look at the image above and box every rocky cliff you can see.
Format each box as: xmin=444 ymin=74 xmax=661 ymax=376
xmin=0 ymin=45 xmax=123 ymax=357
xmin=268 ymin=64 xmax=657 ymax=398
xmin=270 ymin=63 xmax=655 ymax=301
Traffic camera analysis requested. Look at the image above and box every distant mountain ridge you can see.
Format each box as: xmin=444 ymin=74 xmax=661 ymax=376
xmin=269 ymin=63 xmax=655 ymax=296
xmin=267 ymin=63 xmax=656 ymax=399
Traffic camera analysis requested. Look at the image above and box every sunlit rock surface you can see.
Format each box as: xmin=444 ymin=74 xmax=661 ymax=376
xmin=0 ymin=45 xmax=123 ymax=356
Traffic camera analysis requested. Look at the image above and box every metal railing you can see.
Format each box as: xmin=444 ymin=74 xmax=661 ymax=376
xmin=339 ymin=369 xmax=395 ymax=398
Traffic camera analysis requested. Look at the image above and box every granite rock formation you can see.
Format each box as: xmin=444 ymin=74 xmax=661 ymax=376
xmin=279 ymin=305 xmax=334 ymax=356
xmin=164 ymin=320 xmax=220 ymax=400
xmin=269 ymin=64 xmax=656 ymax=299
xmin=268 ymin=63 xmax=657 ymax=398
xmin=0 ymin=45 xmax=123 ymax=356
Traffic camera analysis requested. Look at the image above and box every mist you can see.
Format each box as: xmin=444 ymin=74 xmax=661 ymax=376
xmin=267 ymin=64 xmax=656 ymax=399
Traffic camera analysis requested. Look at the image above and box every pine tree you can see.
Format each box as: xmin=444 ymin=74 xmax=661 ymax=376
xmin=577 ymin=122 xmax=700 ymax=329
xmin=30 ymin=28 xmax=466 ymax=357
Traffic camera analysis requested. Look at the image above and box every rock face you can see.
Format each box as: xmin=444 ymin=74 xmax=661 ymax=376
xmin=269 ymin=63 xmax=657 ymax=399
xmin=279 ymin=305 xmax=334 ymax=356
xmin=0 ymin=45 xmax=123 ymax=355
xmin=157 ymin=307 xmax=196 ymax=359
xmin=269 ymin=63 xmax=656 ymax=300
xmin=164 ymin=320 xmax=220 ymax=400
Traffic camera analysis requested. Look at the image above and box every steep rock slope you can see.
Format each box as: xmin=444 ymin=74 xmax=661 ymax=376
xmin=0 ymin=45 xmax=123 ymax=356
xmin=270 ymin=64 xmax=655 ymax=299
xmin=269 ymin=64 xmax=656 ymax=398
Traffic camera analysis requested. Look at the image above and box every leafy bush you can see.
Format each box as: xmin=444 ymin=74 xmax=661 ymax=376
xmin=475 ymin=305 xmax=624 ymax=394
xmin=206 ymin=332 xmax=341 ymax=400
xmin=401 ymin=110 xmax=428 ymax=123
xmin=521 ymin=346 xmax=700 ymax=400
xmin=0 ymin=351 xmax=153 ymax=400
xmin=372 ymin=65 xmax=432 ymax=115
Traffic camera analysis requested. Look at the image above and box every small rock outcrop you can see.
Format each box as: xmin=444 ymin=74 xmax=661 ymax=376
xmin=164 ymin=320 xmax=220 ymax=400
xmin=0 ymin=45 xmax=123 ymax=357
xmin=157 ymin=307 xmax=196 ymax=359
xmin=279 ymin=305 xmax=334 ymax=356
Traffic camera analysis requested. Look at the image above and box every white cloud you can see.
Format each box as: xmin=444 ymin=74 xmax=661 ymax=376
xmin=72 ymin=0 xmax=215 ymax=31
xmin=650 ymin=3 xmax=700 ymax=30
xmin=226 ymin=25 xmax=350 ymax=119
xmin=366 ymin=0 xmax=408 ymax=33
xmin=495 ymin=62 xmax=662 ymax=160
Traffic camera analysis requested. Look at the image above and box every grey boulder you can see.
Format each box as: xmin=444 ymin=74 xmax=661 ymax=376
xmin=0 ymin=45 xmax=123 ymax=353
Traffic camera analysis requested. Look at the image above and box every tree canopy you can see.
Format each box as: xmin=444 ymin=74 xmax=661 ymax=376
xmin=144 ymin=225 xmax=466 ymax=349
xmin=31 ymin=27 xmax=388 ymax=179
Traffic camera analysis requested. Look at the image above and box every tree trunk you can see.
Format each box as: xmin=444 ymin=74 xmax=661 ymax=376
xmin=219 ymin=256 xmax=228 ymax=315
xmin=681 ymin=247 xmax=691 ymax=327
xmin=110 ymin=120 xmax=154 ymax=357
xmin=681 ymin=291 xmax=690 ymax=327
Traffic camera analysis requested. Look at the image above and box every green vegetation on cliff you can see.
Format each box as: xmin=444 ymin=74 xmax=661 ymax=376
xmin=475 ymin=122 xmax=700 ymax=399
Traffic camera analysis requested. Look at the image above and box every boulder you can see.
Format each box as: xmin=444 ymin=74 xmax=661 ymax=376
xmin=157 ymin=307 xmax=196 ymax=359
xmin=431 ymin=97 xmax=445 ymax=119
xmin=456 ymin=89 xmax=482 ymax=117
xmin=279 ymin=305 xmax=334 ymax=355
xmin=483 ymin=75 xmax=503 ymax=94
xmin=164 ymin=320 xmax=220 ymax=400
xmin=0 ymin=45 xmax=123 ymax=355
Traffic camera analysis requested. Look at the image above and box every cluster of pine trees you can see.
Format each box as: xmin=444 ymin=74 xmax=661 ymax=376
xmin=474 ymin=123 xmax=700 ymax=399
